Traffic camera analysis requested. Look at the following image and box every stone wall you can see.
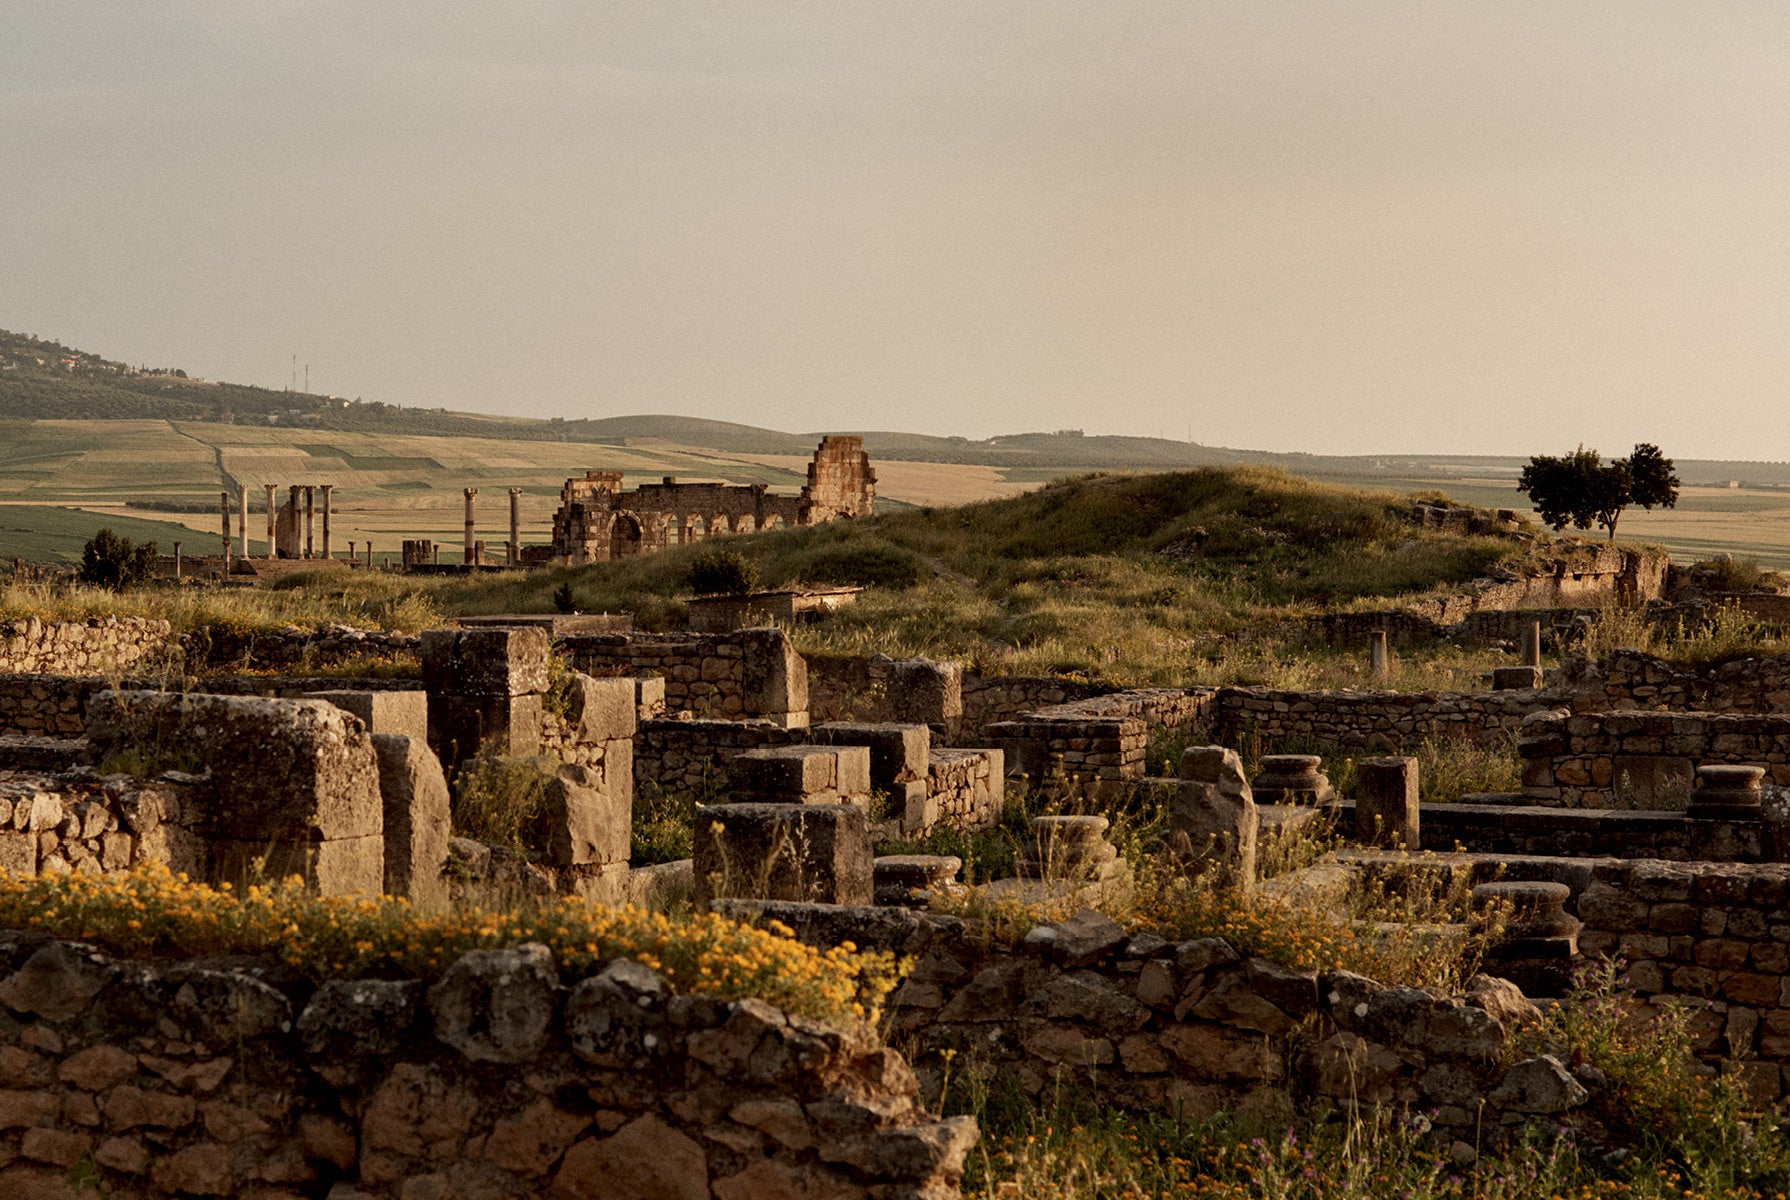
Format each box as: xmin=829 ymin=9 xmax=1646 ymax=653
xmin=1214 ymin=686 xmax=1548 ymax=753
xmin=1517 ymin=708 xmax=1790 ymax=808
xmin=1557 ymin=648 xmax=1790 ymax=714
xmin=0 ymin=936 xmax=971 ymax=1198
xmin=739 ymin=902 xmax=1591 ymax=1138
xmin=0 ymin=675 xmax=103 ymax=737
xmin=0 ymin=768 xmax=210 ymax=879
xmin=1383 ymin=800 xmax=1701 ymax=860
xmin=1578 ymin=860 xmax=1790 ymax=1101
xmin=807 ymin=654 xmax=966 ymax=733
xmin=183 ymin=625 xmax=420 ymax=673
xmin=923 ymin=749 xmax=1004 ymax=833
xmin=0 ymin=617 xmax=173 ymax=676
xmin=635 ymin=719 xmax=805 ymax=796
xmin=562 ymin=628 xmax=807 ymax=726
xmin=980 ymin=688 xmax=1215 ymax=786
xmin=959 ymin=674 xmax=1111 ymax=732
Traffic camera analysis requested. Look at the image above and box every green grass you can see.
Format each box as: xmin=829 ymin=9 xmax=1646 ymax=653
xmin=0 ymin=505 xmax=214 ymax=563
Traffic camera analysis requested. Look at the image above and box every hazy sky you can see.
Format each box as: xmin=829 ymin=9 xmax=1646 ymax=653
xmin=4 ymin=3 xmax=1788 ymax=457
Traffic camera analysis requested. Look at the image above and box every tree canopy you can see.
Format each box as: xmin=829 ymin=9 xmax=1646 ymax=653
xmin=1517 ymin=443 xmax=1679 ymax=541
xmin=78 ymin=528 xmax=158 ymax=589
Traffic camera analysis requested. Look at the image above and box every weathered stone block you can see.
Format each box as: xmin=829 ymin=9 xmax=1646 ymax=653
xmin=371 ymin=733 xmax=451 ymax=907
xmin=810 ymin=722 xmax=930 ymax=788
xmin=887 ymin=658 xmax=963 ymax=731
xmin=542 ymin=763 xmax=630 ymax=868
xmin=211 ymin=835 xmax=383 ymax=896
xmin=562 ymin=674 xmax=637 ymax=742
xmin=87 ymin=692 xmax=381 ymax=843
xmin=1356 ymin=756 xmax=1419 ymax=849
xmin=692 ymin=802 xmax=872 ymax=905
xmin=303 ymin=689 xmax=430 ymax=743
xmin=740 ymin=626 xmax=808 ymax=720
xmin=427 ymin=691 xmax=543 ymax=771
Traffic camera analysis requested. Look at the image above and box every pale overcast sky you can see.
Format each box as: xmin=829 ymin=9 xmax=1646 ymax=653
xmin=3 ymin=3 xmax=1787 ymax=457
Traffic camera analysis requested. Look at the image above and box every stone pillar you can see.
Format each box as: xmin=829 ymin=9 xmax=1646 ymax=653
xmin=173 ymin=542 xmax=181 ymax=579
xmin=508 ymin=487 xmax=521 ymax=566
xmin=220 ymin=490 xmax=232 ymax=567
xmin=265 ymin=484 xmax=277 ymax=559
xmin=1473 ymin=880 xmax=1580 ymax=997
xmin=320 ymin=485 xmax=333 ymax=561
xmin=1369 ymin=629 xmax=1389 ymax=679
xmin=692 ymin=802 xmax=871 ymax=906
xmin=1250 ymin=755 xmax=1337 ymax=805
xmin=304 ymin=487 xmax=315 ymax=559
xmin=464 ymin=487 xmax=478 ymax=565
xmin=238 ymin=485 xmax=249 ymax=559
xmin=1521 ymin=620 xmax=1543 ymax=669
xmin=1685 ymin=764 xmax=1766 ymax=860
xmin=420 ymin=626 xmax=549 ymax=774
xmin=287 ymin=486 xmax=301 ymax=559
xmin=1356 ymin=756 xmax=1419 ymax=848
xmin=367 ymin=543 xmax=374 ymax=571
xmin=349 ymin=541 xmax=356 ymax=563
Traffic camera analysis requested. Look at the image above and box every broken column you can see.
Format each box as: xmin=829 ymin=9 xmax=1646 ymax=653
xmin=320 ymin=484 xmax=332 ymax=561
xmin=238 ymin=485 xmax=249 ymax=559
xmin=220 ymin=490 xmax=232 ymax=567
xmin=304 ymin=486 xmax=315 ymax=558
xmin=421 ymin=626 xmax=549 ymax=775
xmin=1355 ymin=755 xmax=1420 ymax=849
xmin=1250 ymin=754 xmax=1336 ymax=805
xmin=1168 ymin=745 xmax=1257 ymax=882
xmin=464 ymin=487 xmax=478 ymax=565
xmin=265 ymin=484 xmax=277 ymax=560
xmin=1684 ymin=763 xmax=1766 ymax=861
xmin=509 ymin=487 xmax=522 ymax=565
xmin=692 ymin=802 xmax=872 ymax=906
xmin=1521 ymin=620 xmax=1543 ymax=669
xmin=1473 ymin=880 xmax=1580 ymax=997
xmin=1369 ymin=629 xmax=1389 ymax=679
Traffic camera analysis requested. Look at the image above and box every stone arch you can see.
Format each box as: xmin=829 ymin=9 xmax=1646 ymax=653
xmin=683 ymin=515 xmax=706 ymax=543
xmin=760 ymin=514 xmax=786 ymax=532
xmin=611 ymin=513 xmax=643 ymax=559
xmin=711 ymin=513 xmax=731 ymax=537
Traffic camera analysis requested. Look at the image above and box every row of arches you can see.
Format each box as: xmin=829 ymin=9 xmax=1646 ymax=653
xmin=602 ymin=512 xmax=791 ymax=559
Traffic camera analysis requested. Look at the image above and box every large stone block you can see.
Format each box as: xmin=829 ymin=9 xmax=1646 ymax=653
xmin=809 ymin=722 xmax=930 ymax=788
xmin=562 ymin=674 xmax=637 ymax=742
xmin=692 ymin=802 xmax=872 ymax=905
xmin=421 ymin=626 xmax=551 ymax=697
xmin=729 ymin=745 xmax=870 ymax=806
xmin=303 ymin=689 xmax=430 ymax=743
xmin=372 ymin=733 xmax=451 ymax=907
xmin=428 ymin=692 xmax=543 ymax=773
xmin=86 ymin=691 xmax=381 ymax=843
xmin=542 ymin=763 xmax=630 ymax=868
xmin=888 ymin=658 xmax=962 ymax=730
xmin=740 ymin=627 xmax=808 ymax=720
xmin=211 ymin=835 xmax=383 ymax=896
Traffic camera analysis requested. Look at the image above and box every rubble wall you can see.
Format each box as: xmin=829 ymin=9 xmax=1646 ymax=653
xmin=1213 ymin=686 xmax=1550 ymax=752
xmin=0 ymin=936 xmax=971 ymax=1198
xmin=1518 ymin=708 xmax=1790 ymax=807
xmin=560 ymin=629 xmax=807 ymax=723
xmin=1578 ymin=859 xmax=1790 ymax=1102
xmin=0 ymin=617 xmax=172 ymax=676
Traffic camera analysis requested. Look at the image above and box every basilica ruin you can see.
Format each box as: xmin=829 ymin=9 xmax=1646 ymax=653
xmin=546 ymin=434 xmax=876 ymax=563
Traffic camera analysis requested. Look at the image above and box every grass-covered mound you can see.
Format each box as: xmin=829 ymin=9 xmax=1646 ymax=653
xmin=0 ymin=863 xmax=898 ymax=1025
xmin=436 ymin=467 xmax=1526 ymax=684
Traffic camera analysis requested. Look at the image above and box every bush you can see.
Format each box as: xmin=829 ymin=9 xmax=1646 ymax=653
xmin=78 ymin=527 xmax=157 ymax=589
xmin=788 ymin=540 xmax=929 ymax=589
xmin=687 ymin=547 xmax=759 ymax=596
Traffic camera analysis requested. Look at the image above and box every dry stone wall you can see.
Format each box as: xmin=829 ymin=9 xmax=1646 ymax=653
xmin=1578 ymin=859 xmax=1790 ymax=1102
xmin=1214 ymin=686 xmax=1549 ymax=752
xmin=0 ymin=617 xmax=173 ymax=677
xmin=0 ymin=936 xmax=972 ymax=1198
xmin=562 ymin=628 xmax=808 ymax=726
xmin=735 ymin=902 xmax=1592 ymax=1141
xmin=1519 ymin=708 xmax=1790 ymax=807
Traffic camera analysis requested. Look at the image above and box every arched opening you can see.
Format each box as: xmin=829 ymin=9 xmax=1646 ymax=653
xmin=610 ymin=513 xmax=643 ymax=559
xmin=684 ymin=515 xmax=705 ymax=543
xmin=761 ymin=514 xmax=786 ymax=532
xmin=712 ymin=513 xmax=731 ymax=536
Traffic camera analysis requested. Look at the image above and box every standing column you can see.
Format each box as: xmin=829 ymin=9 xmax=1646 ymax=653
xmin=1369 ymin=629 xmax=1389 ymax=679
xmin=264 ymin=485 xmax=277 ymax=559
xmin=220 ymin=491 xmax=232 ymax=567
xmin=320 ymin=485 xmax=333 ymax=561
xmin=1521 ymin=620 xmax=1543 ymax=669
xmin=508 ymin=487 xmax=521 ymax=565
xmin=304 ymin=487 xmax=315 ymax=559
xmin=238 ymin=486 xmax=249 ymax=559
xmin=173 ymin=542 xmax=182 ymax=579
xmin=464 ymin=487 xmax=478 ymax=565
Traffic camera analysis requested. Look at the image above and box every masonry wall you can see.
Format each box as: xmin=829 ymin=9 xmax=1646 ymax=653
xmin=0 ymin=937 xmax=971 ymax=1198
xmin=1557 ymin=648 xmax=1790 ymax=714
xmin=634 ymin=719 xmax=804 ymax=795
xmin=0 ymin=675 xmax=102 ymax=737
xmin=739 ymin=901 xmax=1590 ymax=1139
xmin=1578 ymin=860 xmax=1790 ymax=1102
xmin=561 ymin=629 xmax=807 ymax=724
xmin=1213 ymin=686 xmax=1551 ymax=752
xmin=1518 ymin=708 xmax=1790 ymax=807
xmin=0 ymin=617 xmax=172 ymax=676
xmin=183 ymin=627 xmax=420 ymax=673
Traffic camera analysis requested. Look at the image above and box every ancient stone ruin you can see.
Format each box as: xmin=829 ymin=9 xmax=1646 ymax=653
xmin=547 ymin=436 xmax=875 ymax=563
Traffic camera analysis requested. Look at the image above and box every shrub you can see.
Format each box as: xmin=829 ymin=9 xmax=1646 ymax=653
xmin=788 ymin=540 xmax=929 ymax=590
xmin=1694 ymin=554 xmax=1787 ymax=593
xmin=687 ymin=547 xmax=759 ymax=596
xmin=0 ymin=863 xmax=898 ymax=1024
xmin=78 ymin=528 xmax=157 ymax=589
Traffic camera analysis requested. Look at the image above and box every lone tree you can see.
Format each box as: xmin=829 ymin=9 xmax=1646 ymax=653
xmin=1517 ymin=443 xmax=1679 ymax=542
xmin=78 ymin=528 xmax=158 ymax=589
